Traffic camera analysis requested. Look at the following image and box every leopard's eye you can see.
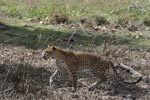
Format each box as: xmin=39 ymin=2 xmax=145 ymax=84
xmin=45 ymin=51 xmax=49 ymax=55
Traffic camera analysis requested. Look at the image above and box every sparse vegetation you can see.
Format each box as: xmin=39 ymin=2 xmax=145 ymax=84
xmin=0 ymin=45 xmax=150 ymax=100
xmin=0 ymin=0 xmax=150 ymax=100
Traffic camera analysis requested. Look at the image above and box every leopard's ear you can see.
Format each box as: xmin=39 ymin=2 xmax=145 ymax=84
xmin=48 ymin=44 xmax=50 ymax=47
xmin=52 ymin=46 xmax=56 ymax=50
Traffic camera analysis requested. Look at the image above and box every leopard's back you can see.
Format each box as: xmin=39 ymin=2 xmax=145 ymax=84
xmin=74 ymin=52 xmax=110 ymax=71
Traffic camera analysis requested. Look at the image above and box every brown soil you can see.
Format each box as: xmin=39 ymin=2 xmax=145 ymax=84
xmin=0 ymin=44 xmax=149 ymax=100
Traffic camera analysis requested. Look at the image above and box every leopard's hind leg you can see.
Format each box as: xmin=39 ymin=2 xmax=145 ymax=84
xmin=89 ymin=68 xmax=107 ymax=91
xmin=68 ymin=64 xmax=78 ymax=92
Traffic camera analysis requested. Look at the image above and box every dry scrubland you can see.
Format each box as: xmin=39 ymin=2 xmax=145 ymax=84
xmin=0 ymin=45 xmax=150 ymax=100
xmin=0 ymin=0 xmax=150 ymax=100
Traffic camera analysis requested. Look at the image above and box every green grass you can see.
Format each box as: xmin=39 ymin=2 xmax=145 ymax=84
xmin=0 ymin=0 xmax=150 ymax=50
xmin=0 ymin=0 xmax=150 ymax=21
xmin=0 ymin=17 xmax=150 ymax=50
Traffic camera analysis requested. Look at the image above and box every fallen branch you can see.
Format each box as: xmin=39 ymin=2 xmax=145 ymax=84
xmin=119 ymin=63 xmax=143 ymax=78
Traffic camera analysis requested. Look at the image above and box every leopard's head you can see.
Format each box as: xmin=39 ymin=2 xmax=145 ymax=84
xmin=43 ymin=45 xmax=57 ymax=60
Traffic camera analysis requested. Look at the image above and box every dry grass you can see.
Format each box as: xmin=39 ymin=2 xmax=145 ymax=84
xmin=0 ymin=1 xmax=150 ymax=99
xmin=0 ymin=44 xmax=150 ymax=100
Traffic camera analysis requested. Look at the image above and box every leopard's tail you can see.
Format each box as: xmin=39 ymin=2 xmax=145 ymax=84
xmin=110 ymin=61 xmax=143 ymax=84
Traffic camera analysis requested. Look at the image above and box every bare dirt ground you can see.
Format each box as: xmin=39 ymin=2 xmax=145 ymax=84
xmin=0 ymin=44 xmax=150 ymax=100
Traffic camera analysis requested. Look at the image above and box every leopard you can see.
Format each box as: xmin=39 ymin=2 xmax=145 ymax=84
xmin=43 ymin=45 xmax=142 ymax=91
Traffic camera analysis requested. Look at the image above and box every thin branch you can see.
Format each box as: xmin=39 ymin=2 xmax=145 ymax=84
xmin=67 ymin=29 xmax=76 ymax=45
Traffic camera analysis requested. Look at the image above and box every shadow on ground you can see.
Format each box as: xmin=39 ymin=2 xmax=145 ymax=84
xmin=0 ymin=63 xmax=148 ymax=100
xmin=0 ymin=63 xmax=52 ymax=99
xmin=0 ymin=22 xmax=138 ymax=49
xmin=107 ymin=82 xmax=148 ymax=100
